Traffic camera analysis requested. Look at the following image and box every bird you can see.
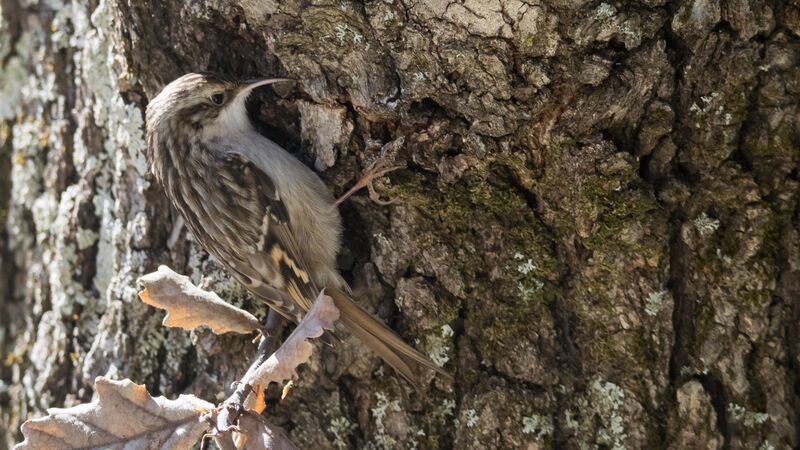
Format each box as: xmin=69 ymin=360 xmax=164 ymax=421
xmin=144 ymin=72 xmax=448 ymax=385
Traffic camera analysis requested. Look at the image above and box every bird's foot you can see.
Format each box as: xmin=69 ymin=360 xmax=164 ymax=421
xmin=333 ymin=156 xmax=403 ymax=207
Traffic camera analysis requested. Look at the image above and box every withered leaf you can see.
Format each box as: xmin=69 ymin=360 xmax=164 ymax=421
xmin=242 ymin=290 xmax=339 ymax=388
xmin=15 ymin=377 xmax=213 ymax=450
xmin=235 ymin=412 xmax=299 ymax=450
xmin=138 ymin=265 xmax=261 ymax=335
xmin=215 ymin=291 xmax=340 ymax=448
xmin=242 ymin=383 xmax=266 ymax=414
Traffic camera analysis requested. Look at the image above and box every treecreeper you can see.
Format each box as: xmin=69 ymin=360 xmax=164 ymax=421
xmin=144 ymin=72 xmax=449 ymax=385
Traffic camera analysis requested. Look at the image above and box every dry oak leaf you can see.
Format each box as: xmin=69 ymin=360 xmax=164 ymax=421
xmin=234 ymin=412 xmax=299 ymax=450
xmin=15 ymin=377 xmax=213 ymax=450
xmin=242 ymin=290 xmax=340 ymax=388
xmin=215 ymin=291 xmax=340 ymax=446
xmin=138 ymin=265 xmax=261 ymax=334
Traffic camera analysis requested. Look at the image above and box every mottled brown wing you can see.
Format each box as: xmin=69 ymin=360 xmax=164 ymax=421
xmin=215 ymin=153 xmax=448 ymax=383
xmin=220 ymin=153 xmax=321 ymax=323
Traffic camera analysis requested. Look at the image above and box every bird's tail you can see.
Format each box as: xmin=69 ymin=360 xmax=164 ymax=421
xmin=324 ymin=287 xmax=452 ymax=386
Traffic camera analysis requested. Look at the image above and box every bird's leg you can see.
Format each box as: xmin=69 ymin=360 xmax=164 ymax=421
xmin=252 ymin=309 xmax=285 ymax=365
xmin=214 ymin=309 xmax=285 ymax=436
xmin=333 ymin=157 xmax=404 ymax=207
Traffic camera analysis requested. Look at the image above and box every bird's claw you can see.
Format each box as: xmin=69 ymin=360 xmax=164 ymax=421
xmin=334 ymin=161 xmax=404 ymax=207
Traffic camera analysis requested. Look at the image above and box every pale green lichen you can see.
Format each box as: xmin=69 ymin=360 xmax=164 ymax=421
xmin=334 ymin=23 xmax=349 ymax=45
xmin=0 ymin=55 xmax=26 ymax=120
xmin=136 ymin=312 xmax=169 ymax=377
xmin=680 ymin=365 xmax=709 ymax=376
xmin=128 ymin=211 xmax=150 ymax=246
xmin=369 ymin=392 xmax=402 ymax=449
xmin=21 ymin=311 xmax=68 ymax=408
xmin=728 ymin=403 xmax=770 ymax=428
xmin=4 ymin=0 xmax=240 ymax=426
xmin=108 ymin=248 xmax=149 ymax=306
xmin=595 ymin=3 xmax=616 ymax=19
xmin=80 ymin=0 xmax=148 ymax=188
xmin=465 ymin=408 xmax=479 ymax=427
xmin=72 ymin=108 xmax=104 ymax=175
xmin=584 ymin=2 xmax=641 ymax=48
xmin=332 ymin=22 xmax=365 ymax=47
xmin=567 ymin=379 xmax=628 ymax=450
xmin=438 ymin=398 xmax=456 ymax=418
xmin=591 ymin=379 xmax=627 ymax=449
xmin=180 ymin=0 xmax=215 ymax=21
xmin=689 ymin=92 xmax=734 ymax=127
xmin=10 ymin=119 xmax=46 ymax=211
xmin=91 ymin=185 xmax=116 ymax=298
xmin=514 ymin=252 xmax=536 ymax=275
xmin=406 ymin=427 xmax=426 ymax=450
xmin=512 ymin=252 xmax=544 ymax=300
xmin=426 ymin=324 xmax=454 ymax=367
xmin=31 ymin=193 xmax=59 ymax=243
xmin=187 ymin=242 xmax=205 ymax=285
xmin=0 ymin=10 xmax=32 ymax=120
xmin=48 ymin=185 xmax=91 ymax=312
xmin=522 ymin=413 xmax=554 ymax=440
xmin=5 ymin=7 xmax=102 ymax=325
xmin=564 ymin=408 xmax=580 ymax=431
xmin=328 ymin=417 xmax=355 ymax=449
xmin=644 ymin=290 xmax=667 ymax=317
xmin=616 ymin=22 xmax=641 ymax=43
xmin=51 ymin=2 xmax=89 ymax=50
xmin=37 ymin=0 xmax=152 ymax=321
xmin=694 ymin=212 xmax=720 ymax=236
xmin=14 ymin=117 xmax=93 ymax=316
xmin=700 ymin=93 xmax=720 ymax=104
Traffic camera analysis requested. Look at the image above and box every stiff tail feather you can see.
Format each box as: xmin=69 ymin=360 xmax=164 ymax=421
xmin=325 ymin=287 xmax=452 ymax=386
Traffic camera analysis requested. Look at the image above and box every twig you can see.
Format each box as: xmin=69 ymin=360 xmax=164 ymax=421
xmin=139 ymin=266 xmax=338 ymax=449
xmin=210 ymin=432 xmax=236 ymax=450
xmin=215 ymin=310 xmax=284 ymax=436
xmin=211 ymin=290 xmax=339 ymax=449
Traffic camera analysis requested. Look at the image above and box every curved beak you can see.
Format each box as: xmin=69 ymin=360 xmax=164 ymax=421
xmin=236 ymin=78 xmax=294 ymax=101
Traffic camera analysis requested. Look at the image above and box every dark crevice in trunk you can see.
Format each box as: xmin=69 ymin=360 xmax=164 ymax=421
xmin=782 ymin=208 xmax=800 ymax=447
xmin=666 ymin=215 xmax=691 ymax=383
xmin=696 ymin=374 xmax=732 ymax=449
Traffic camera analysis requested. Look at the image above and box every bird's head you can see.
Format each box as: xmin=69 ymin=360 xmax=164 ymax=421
xmin=145 ymin=72 xmax=291 ymax=140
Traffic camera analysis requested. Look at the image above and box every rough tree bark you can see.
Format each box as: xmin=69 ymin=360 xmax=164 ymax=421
xmin=1 ymin=0 xmax=798 ymax=448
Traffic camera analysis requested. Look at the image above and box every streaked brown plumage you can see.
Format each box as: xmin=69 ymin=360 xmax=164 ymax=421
xmin=145 ymin=72 xmax=448 ymax=384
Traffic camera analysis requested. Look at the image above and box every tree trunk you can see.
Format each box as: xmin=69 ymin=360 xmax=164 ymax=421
xmin=1 ymin=0 xmax=798 ymax=448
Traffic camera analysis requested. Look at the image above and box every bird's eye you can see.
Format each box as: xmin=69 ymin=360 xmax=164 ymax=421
xmin=210 ymin=92 xmax=225 ymax=105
